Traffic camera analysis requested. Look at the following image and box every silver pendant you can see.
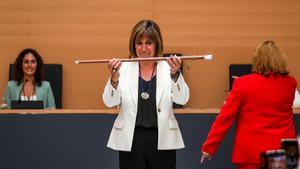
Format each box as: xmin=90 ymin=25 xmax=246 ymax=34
xmin=141 ymin=92 xmax=150 ymax=100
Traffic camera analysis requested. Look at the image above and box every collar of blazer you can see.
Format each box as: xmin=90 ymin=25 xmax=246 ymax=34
xmin=11 ymin=81 xmax=43 ymax=101
xmin=127 ymin=61 xmax=167 ymax=109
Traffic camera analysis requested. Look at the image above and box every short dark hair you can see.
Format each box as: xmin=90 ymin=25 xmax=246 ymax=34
xmin=14 ymin=48 xmax=44 ymax=86
xmin=129 ymin=20 xmax=164 ymax=58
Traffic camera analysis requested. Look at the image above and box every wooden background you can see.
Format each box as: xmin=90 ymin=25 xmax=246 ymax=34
xmin=0 ymin=0 xmax=299 ymax=109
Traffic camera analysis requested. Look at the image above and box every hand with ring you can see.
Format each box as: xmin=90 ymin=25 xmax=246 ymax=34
xmin=167 ymin=55 xmax=182 ymax=75
xmin=108 ymin=58 xmax=122 ymax=85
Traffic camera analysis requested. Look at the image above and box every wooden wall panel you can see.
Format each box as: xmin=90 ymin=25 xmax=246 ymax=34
xmin=0 ymin=0 xmax=299 ymax=108
xmin=154 ymin=0 xmax=300 ymax=108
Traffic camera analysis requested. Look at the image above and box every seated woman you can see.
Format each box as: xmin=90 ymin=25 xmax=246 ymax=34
xmin=3 ymin=48 xmax=56 ymax=109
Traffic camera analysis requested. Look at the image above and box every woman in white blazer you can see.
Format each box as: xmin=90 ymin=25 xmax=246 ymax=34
xmin=103 ymin=20 xmax=189 ymax=169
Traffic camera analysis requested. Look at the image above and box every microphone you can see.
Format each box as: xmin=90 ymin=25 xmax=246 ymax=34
xmin=18 ymin=79 xmax=28 ymax=103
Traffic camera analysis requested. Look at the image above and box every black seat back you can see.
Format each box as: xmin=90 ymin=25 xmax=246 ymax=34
xmin=229 ymin=64 xmax=252 ymax=90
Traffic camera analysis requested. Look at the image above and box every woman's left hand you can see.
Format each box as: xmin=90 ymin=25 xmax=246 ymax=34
xmin=167 ymin=55 xmax=182 ymax=75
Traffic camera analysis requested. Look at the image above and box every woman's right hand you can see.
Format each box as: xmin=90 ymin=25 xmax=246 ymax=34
xmin=108 ymin=58 xmax=122 ymax=86
xmin=200 ymin=151 xmax=211 ymax=163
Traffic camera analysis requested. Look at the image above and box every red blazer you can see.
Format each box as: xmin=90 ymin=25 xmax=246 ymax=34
xmin=202 ymin=73 xmax=297 ymax=164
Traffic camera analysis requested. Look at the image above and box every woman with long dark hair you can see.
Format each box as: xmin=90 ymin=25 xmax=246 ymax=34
xmin=4 ymin=48 xmax=55 ymax=109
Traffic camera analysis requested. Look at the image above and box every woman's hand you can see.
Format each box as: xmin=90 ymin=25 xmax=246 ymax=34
xmin=200 ymin=151 xmax=211 ymax=163
xmin=108 ymin=58 xmax=121 ymax=87
xmin=167 ymin=55 xmax=182 ymax=75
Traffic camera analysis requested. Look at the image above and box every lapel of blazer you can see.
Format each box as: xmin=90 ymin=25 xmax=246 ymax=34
xmin=14 ymin=82 xmax=23 ymax=100
xmin=35 ymin=83 xmax=42 ymax=100
xmin=156 ymin=61 xmax=166 ymax=108
xmin=128 ymin=62 xmax=139 ymax=108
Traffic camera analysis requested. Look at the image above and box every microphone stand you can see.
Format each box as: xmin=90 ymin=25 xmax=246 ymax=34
xmin=18 ymin=79 xmax=28 ymax=103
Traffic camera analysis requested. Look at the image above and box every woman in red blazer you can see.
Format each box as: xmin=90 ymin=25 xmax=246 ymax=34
xmin=201 ymin=40 xmax=297 ymax=169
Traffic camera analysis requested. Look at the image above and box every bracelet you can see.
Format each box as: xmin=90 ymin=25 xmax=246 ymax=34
xmin=171 ymin=71 xmax=180 ymax=81
xmin=111 ymin=79 xmax=119 ymax=86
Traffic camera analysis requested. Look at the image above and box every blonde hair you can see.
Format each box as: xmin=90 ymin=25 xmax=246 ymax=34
xmin=129 ymin=20 xmax=163 ymax=58
xmin=252 ymin=40 xmax=289 ymax=76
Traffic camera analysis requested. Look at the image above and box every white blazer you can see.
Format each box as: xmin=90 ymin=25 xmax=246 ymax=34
xmin=103 ymin=61 xmax=189 ymax=151
xmin=293 ymin=89 xmax=300 ymax=108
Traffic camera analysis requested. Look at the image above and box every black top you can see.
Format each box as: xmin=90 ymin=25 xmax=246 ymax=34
xmin=136 ymin=75 xmax=157 ymax=128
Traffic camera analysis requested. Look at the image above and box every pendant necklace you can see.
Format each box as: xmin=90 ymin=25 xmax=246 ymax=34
xmin=139 ymin=63 xmax=156 ymax=100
